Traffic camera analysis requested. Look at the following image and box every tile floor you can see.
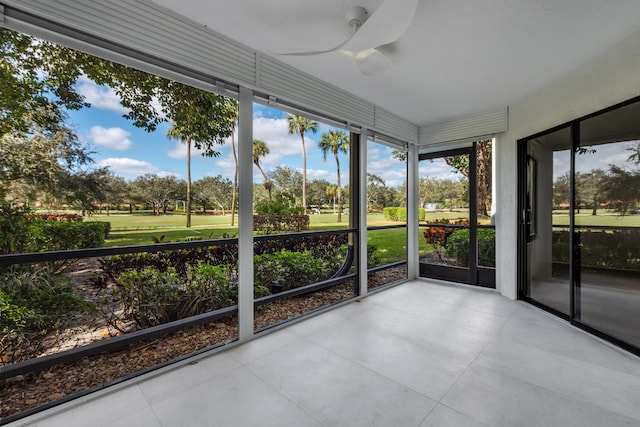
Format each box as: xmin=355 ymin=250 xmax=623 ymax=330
xmin=8 ymin=279 xmax=640 ymax=427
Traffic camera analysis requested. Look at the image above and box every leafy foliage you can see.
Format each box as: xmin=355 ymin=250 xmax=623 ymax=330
xmin=552 ymin=229 xmax=640 ymax=270
xmin=0 ymin=207 xmax=107 ymax=255
xmin=254 ymin=250 xmax=338 ymax=292
xmin=445 ymin=228 xmax=496 ymax=267
xmin=254 ymin=194 xmax=302 ymax=215
xmin=422 ymin=218 xmax=469 ymax=262
xmin=28 ymin=221 xmax=107 ymax=253
xmin=383 ymin=207 xmax=425 ymax=222
xmin=0 ymin=266 xmax=94 ymax=365
xmin=107 ymin=263 xmax=244 ymax=330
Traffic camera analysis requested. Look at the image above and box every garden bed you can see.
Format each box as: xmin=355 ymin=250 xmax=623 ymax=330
xmin=0 ymin=279 xmax=361 ymax=421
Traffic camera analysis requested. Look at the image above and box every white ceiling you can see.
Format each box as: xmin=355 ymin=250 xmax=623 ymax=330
xmin=151 ymin=0 xmax=640 ymax=127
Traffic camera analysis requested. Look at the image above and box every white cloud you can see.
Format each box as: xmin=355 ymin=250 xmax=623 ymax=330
xmin=157 ymin=171 xmax=183 ymax=179
xmin=601 ymin=152 xmax=633 ymax=167
xmin=213 ymin=155 xmax=237 ymax=179
xmin=307 ymin=168 xmax=334 ymax=182
xmin=418 ymin=160 xmax=463 ymax=181
xmin=95 ymin=157 xmax=157 ymax=176
xmin=167 ymin=140 xmax=206 ymax=159
xmin=89 ymin=126 xmax=133 ymax=150
xmin=252 ymin=117 xmax=319 ymax=164
xmin=77 ymin=76 xmax=128 ymax=114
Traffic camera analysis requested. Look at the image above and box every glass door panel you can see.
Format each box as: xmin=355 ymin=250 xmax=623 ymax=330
xmin=575 ymin=102 xmax=640 ymax=347
xmin=524 ymin=126 xmax=572 ymax=315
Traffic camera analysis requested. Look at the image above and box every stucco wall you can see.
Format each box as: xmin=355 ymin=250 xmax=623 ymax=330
xmin=495 ymin=29 xmax=640 ymax=299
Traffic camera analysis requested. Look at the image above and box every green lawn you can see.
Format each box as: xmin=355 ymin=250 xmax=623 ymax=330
xmin=94 ymin=212 xmax=412 ymax=265
xmin=91 ymin=209 xmax=638 ymax=265
xmin=552 ymin=212 xmax=640 ymax=227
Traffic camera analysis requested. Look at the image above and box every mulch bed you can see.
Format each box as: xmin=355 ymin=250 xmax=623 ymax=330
xmin=1 ymin=267 xmax=406 ymax=421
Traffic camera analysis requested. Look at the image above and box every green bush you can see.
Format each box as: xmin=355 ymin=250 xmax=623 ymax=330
xmin=0 ymin=206 xmax=33 ymax=254
xmin=254 ymin=250 xmax=337 ymax=292
xmin=445 ymin=228 xmax=496 ymax=267
xmin=253 ymin=214 xmax=309 ymax=233
xmin=552 ymin=229 xmax=640 ymax=270
xmin=383 ymin=207 xmax=425 ymax=222
xmin=109 ymin=262 xmax=258 ymax=331
xmin=254 ymin=194 xmax=302 ymax=215
xmin=0 ymin=207 xmax=107 ymax=255
xmin=30 ymin=220 xmax=107 ymax=252
xmin=383 ymin=207 xmax=398 ymax=221
xmin=0 ymin=266 xmax=94 ymax=365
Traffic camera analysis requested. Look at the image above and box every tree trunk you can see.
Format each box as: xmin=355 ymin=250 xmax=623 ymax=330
xmin=230 ymin=132 xmax=238 ymax=226
xmin=186 ymin=137 xmax=192 ymax=227
xmin=256 ymin=162 xmax=272 ymax=200
xmin=301 ymin=133 xmax=307 ymax=214
xmin=335 ymin=153 xmax=342 ymax=223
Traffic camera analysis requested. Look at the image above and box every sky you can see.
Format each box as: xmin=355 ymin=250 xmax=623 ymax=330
xmin=552 ymin=140 xmax=638 ymax=181
xmin=65 ymin=77 xmax=411 ymax=189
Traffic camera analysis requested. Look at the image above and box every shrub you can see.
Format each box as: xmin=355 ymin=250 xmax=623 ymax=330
xmin=98 ymin=245 xmax=239 ymax=284
xmin=0 ymin=207 xmax=107 ymax=255
xmin=254 ymin=250 xmax=338 ymax=292
xmin=253 ymin=214 xmax=309 ymax=233
xmin=0 ymin=266 xmax=94 ymax=365
xmin=36 ymin=213 xmax=82 ymax=222
xmin=445 ymin=228 xmax=496 ymax=267
xmin=367 ymin=245 xmax=381 ymax=268
xmin=552 ymin=229 xmax=640 ymax=270
xmin=383 ymin=207 xmax=398 ymax=221
xmin=383 ymin=207 xmax=425 ymax=221
xmin=0 ymin=206 xmax=33 ymax=254
xmin=30 ymin=221 xmax=107 ymax=252
xmin=111 ymin=267 xmax=185 ymax=329
xmin=254 ymin=233 xmax=348 ymax=261
xmin=254 ymin=194 xmax=302 ymax=215
xmin=108 ymin=261 xmax=268 ymax=331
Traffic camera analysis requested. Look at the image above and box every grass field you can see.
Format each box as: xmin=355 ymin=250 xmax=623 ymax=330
xmin=90 ymin=211 xmax=418 ymax=264
xmin=552 ymin=212 xmax=640 ymax=227
xmin=81 ymin=209 xmax=640 ymax=265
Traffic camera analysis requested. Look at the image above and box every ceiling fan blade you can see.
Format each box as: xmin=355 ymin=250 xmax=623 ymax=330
xmin=269 ymin=30 xmax=355 ymax=56
xmin=354 ymin=49 xmax=394 ymax=76
xmin=342 ymin=0 xmax=418 ymax=53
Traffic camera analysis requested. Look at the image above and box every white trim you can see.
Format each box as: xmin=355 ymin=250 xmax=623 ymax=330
xmin=407 ymin=143 xmax=420 ymax=279
xmin=1 ymin=0 xmax=418 ymax=143
xmin=359 ymin=129 xmax=369 ymax=297
xmin=237 ymin=87 xmax=254 ymax=341
xmin=419 ymin=108 xmax=508 ymax=146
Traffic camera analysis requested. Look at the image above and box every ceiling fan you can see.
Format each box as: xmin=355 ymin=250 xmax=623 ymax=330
xmin=272 ymin=0 xmax=419 ymax=76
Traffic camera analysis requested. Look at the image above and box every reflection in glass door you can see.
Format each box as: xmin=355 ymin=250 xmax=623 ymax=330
xmin=574 ymin=104 xmax=640 ymax=348
xmin=519 ymin=98 xmax=640 ymax=355
xmin=522 ymin=126 xmax=572 ymax=316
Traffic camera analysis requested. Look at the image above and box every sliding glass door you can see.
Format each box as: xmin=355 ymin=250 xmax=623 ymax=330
xmin=519 ymin=97 xmax=640 ymax=354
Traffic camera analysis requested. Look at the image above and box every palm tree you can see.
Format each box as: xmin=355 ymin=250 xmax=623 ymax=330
xmin=252 ymin=139 xmax=272 ymax=200
xmin=166 ymin=126 xmax=193 ymax=227
xmin=227 ymin=105 xmax=238 ymax=227
xmin=319 ymin=130 xmax=349 ymax=222
xmin=230 ymin=126 xmax=238 ymax=226
xmin=326 ymin=183 xmax=338 ymax=214
xmin=287 ymin=115 xmax=318 ymax=214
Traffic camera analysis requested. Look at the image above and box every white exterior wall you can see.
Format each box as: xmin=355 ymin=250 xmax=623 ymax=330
xmin=495 ymin=30 xmax=640 ymax=299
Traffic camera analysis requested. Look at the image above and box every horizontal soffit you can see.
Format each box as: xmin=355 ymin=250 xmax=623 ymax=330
xmin=0 ymin=0 xmax=508 ymax=145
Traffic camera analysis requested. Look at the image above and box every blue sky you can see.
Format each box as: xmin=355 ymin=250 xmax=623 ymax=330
xmin=66 ymin=77 xmax=408 ymax=188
